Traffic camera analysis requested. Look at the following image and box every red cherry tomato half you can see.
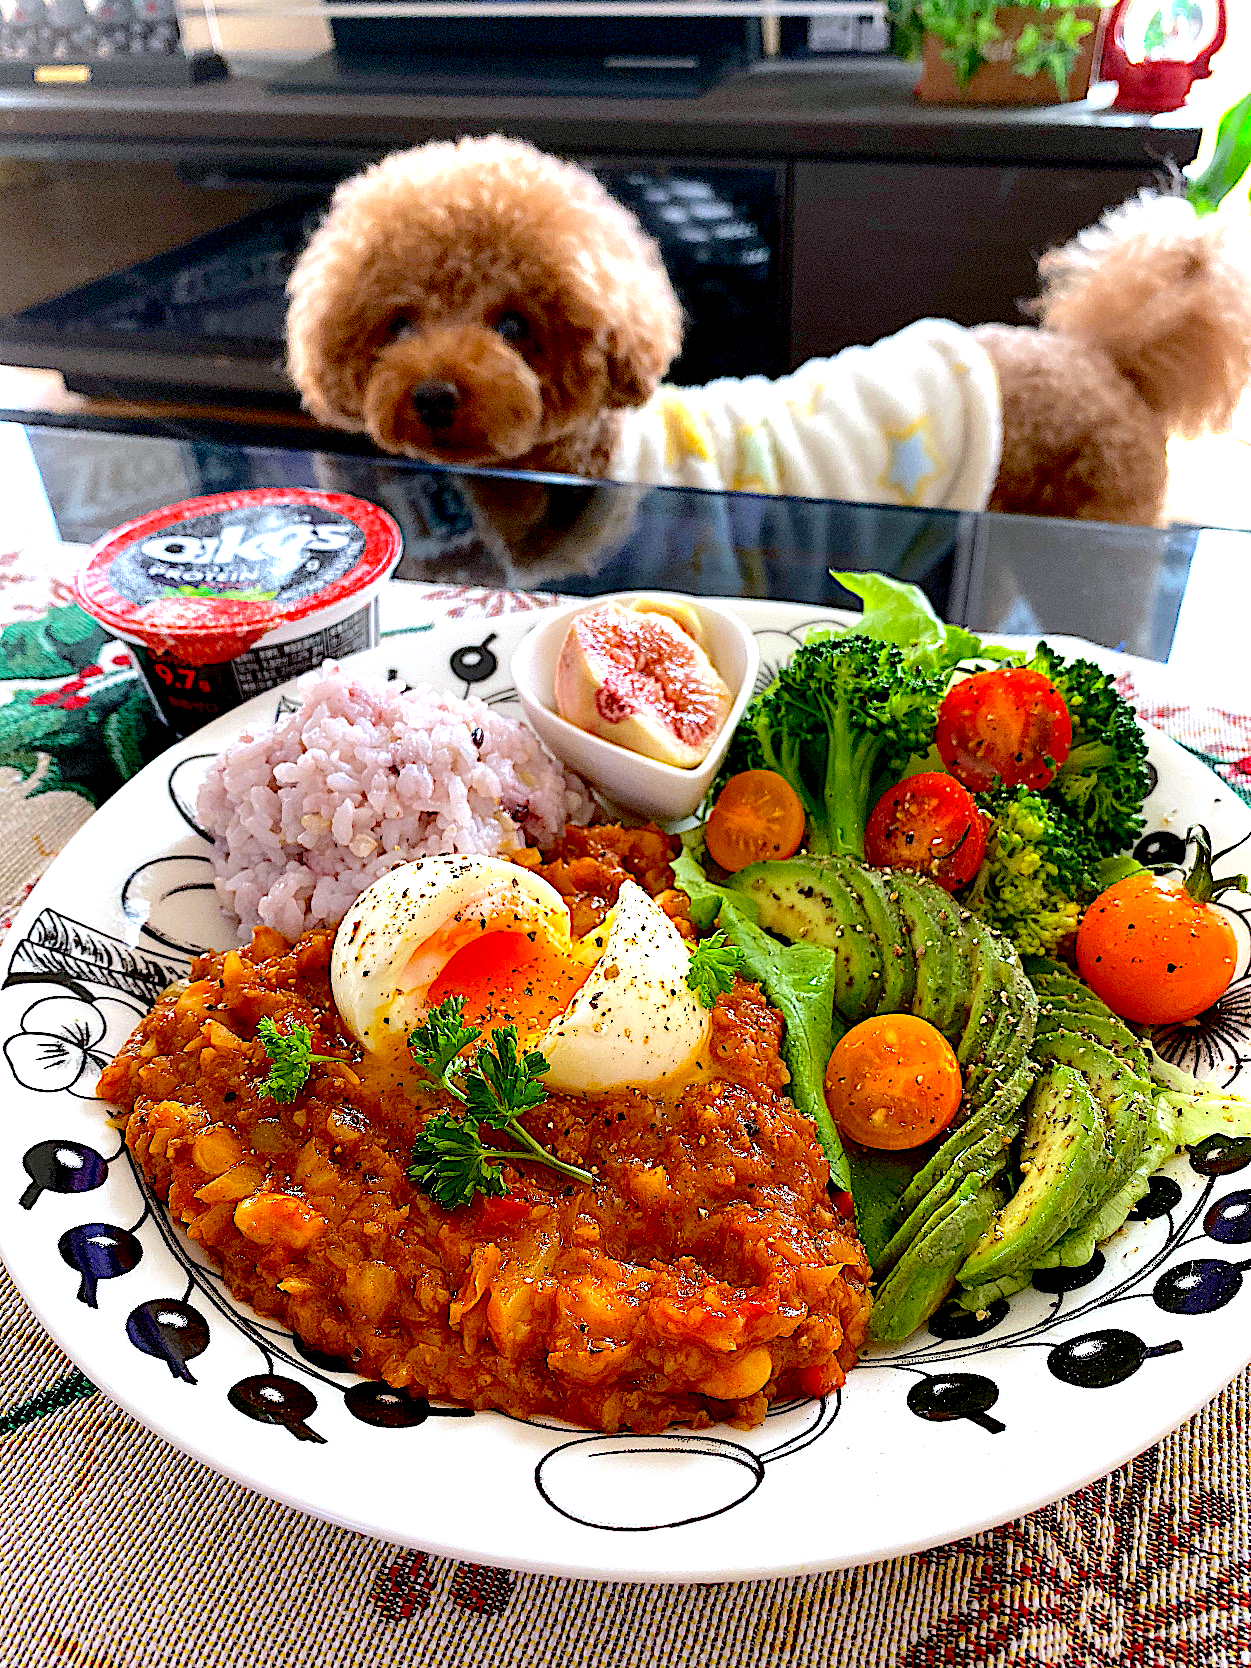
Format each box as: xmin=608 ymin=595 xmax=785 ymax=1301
xmin=864 ymin=771 xmax=987 ymax=892
xmin=936 ymin=668 xmax=1073 ymax=793
xmin=1076 ymin=872 xmax=1240 ymax=1026
xmin=825 ymin=1014 xmax=963 ymax=1151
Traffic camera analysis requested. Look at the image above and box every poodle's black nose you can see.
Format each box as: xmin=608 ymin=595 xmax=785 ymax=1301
xmin=411 ymin=380 xmax=460 ymax=430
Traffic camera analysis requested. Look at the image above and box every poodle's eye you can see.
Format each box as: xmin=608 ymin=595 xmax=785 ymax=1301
xmin=385 ymin=316 xmax=417 ymax=343
xmin=495 ymin=312 xmax=530 ymax=345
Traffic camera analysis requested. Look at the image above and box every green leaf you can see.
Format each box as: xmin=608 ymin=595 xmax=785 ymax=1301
xmin=910 ymin=0 xmax=1090 ymax=93
xmin=408 ymin=995 xmax=480 ymax=1099
xmin=673 ymin=836 xmax=755 ymax=932
xmin=464 ymin=1024 xmax=549 ymax=1127
xmin=846 ymin=1146 xmax=920 ymax=1268
xmin=1188 ymin=92 xmax=1251 ymax=216
xmin=833 ymin=570 xmax=1018 ymax=677
xmin=258 ymin=1016 xmax=313 ymax=1102
xmin=887 ymin=0 xmax=926 ymax=59
xmin=409 ymin=1113 xmax=509 ymax=1208
xmin=257 ymin=1015 xmax=341 ymax=1103
xmin=832 ymin=569 xmax=947 ymax=653
xmin=716 ymin=896 xmax=850 ymax=1191
xmin=1054 ymin=11 xmax=1091 ymax=46
xmin=686 ymin=930 xmax=747 ymax=1009
xmin=406 ymin=1013 xmax=592 ymax=1206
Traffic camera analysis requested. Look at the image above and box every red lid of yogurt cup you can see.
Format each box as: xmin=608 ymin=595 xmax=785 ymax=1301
xmin=73 ymin=487 xmax=403 ymax=666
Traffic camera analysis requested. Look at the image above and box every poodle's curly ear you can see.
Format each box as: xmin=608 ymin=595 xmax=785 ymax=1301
xmin=602 ymin=278 xmax=684 ymax=408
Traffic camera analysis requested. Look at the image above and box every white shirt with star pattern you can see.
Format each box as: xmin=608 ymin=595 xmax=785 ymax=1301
xmin=610 ymin=318 xmax=1002 ymax=512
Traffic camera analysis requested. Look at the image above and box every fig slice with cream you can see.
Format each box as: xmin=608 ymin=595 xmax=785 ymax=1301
xmin=554 ymin=601 xmax=734 ymax=768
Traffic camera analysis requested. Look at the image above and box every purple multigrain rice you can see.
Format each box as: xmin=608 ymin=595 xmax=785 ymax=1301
xmin=198 ymin=667 xmax=593 ymax=938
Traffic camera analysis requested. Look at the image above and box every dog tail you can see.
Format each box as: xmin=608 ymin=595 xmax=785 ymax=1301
xmin=1035 ymin=190 xmax=1251 ymax=438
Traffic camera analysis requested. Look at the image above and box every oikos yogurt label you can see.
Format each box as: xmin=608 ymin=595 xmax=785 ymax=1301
xmin=110 ymin=505 xmax=367 ymax=609
xmin=72 ymin=487 xmax=403 ymax=736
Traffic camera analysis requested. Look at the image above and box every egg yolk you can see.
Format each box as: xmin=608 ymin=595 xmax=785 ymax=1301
xmin=427 ymin=929 xmax=594 ymax=1043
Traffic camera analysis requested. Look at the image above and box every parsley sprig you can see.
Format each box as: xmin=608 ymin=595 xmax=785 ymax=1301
xmin=407 ymin=998 xmax=593 ymax=1208
xmin=685 ymin=930 xmax=747 ymax=1009
xmin=464 ymin=1025 xmax=551 ymax=1124
xmin=257 ymin=1016 xmax=344 ymax=1103
xmin=407 ymin=995 xmax=482 ymax=1100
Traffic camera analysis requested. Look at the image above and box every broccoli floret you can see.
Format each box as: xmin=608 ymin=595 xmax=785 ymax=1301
xmin=965 ymin=785 xmax=1104 ymax=957
xmin=721 ymin=632 xmax=947 ymax=858
xmin=1027 ymin=643 xmax=1152 ymax=854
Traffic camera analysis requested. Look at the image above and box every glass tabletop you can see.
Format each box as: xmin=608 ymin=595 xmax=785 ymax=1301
xmin=7 ymin=415 xmax=1238 ymax=666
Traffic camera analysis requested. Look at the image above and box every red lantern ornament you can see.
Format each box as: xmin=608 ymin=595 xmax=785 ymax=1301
xmin=1101 ymin=0 xmax=1227 ymax=113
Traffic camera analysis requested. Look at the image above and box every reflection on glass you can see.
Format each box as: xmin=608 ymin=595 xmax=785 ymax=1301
xmin=17 ymin=419 xmax=1199 ymax=661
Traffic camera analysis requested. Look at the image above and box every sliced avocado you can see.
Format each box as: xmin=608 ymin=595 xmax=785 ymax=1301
xmin=961 ymin=951 xmax=1038 ymax=1108
xmin=1030 ymin=971 xmax=1101 ymax=1003
xmin=838 ymin=860 xmax=917 ymax=1017
xmin=1028 ymin=961 xmax=1151 ymax=1084
xmin=1021 ymin=955 xmax=1071 ymax=984
xmin=1027 ymin=1030 xmax=1157 ymax=1243
xmin=955 ymin=1268 xmax=1032 ymax=1312
xmin=958 ymin=1064 xmax=1111 ymax=1287
xmin=1036 ymin=1098 xmax=1178 ymax=1270
xmin=1034 ymin=1005 xmax=1150 ymax=1077
xmin=729 ymin=856 xmax=884 ymax=1023
xmin=887 ymin=872 xmax=958 ymax=1037
xmin=968 ymin=1054 xmax=1040 ymax=1132
xmin=1033 ymin=989 xmax=1139 ymax=1033
xmin=869 ymin=1171 xmax=1004 ymax=1342
xmin=919 ymin=885 xmax=978 ymax=1042
xmin=955 ymin=915 xmax=1004 ymax=1068
xmin=893 ymin=1056 xmax=1036 ymax=1222
xmin=975 ymin=955 xmax=1039 ymax=1087
xmin=1032 ymin=977 xmax=1136 ymax=1024
xmin=1027 ymin=966 xmax=1148 ymax=1031
xmin=1031 ymin=1030 xmax=1153 ymax=1103
xmin=875 ymin=1119 xmax=1018 ymax=1280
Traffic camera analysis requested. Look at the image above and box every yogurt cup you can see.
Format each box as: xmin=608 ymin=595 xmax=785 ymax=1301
xmin=73 ymin=487 xmax=403 ymax=736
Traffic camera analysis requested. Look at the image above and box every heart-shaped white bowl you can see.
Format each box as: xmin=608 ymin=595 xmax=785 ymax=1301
xmin=511 ymin=593 xmax=759 ymax=822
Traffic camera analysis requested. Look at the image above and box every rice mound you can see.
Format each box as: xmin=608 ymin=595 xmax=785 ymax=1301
xmin=198 ymin=667 xmax=594 ymax=938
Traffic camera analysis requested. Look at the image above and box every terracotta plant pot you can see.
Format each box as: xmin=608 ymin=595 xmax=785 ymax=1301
xmin=916 ymin=5 xmax=1106 ymax=105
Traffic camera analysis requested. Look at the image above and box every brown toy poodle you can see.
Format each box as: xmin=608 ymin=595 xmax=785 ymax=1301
xmin=287 ymin=136 xmax=1251 ymax=526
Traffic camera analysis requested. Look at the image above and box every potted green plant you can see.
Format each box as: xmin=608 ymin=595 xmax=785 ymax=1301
xmin=888 ymin=0 xmax=1107 ymax=104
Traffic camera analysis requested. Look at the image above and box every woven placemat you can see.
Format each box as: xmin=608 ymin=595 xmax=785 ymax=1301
xmin=2 ymin=1266 xmax=1247 ymax=1667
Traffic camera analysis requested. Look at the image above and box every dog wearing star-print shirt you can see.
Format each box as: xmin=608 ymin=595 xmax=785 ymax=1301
xmin=609 ymin=317 xmax=998 ymax=509
xmin=287 ymin=138 xmax=1251 ymax=524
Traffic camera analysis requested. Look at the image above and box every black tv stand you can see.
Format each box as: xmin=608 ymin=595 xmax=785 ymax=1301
xmin=269 ymin=48 xmax=744 ymax=98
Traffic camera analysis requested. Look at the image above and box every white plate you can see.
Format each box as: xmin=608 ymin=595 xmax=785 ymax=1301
xmin=511 ymin=591 xmax=759 ymax=820
xmin=0 ymin=599 xmax=1249 ymax=1585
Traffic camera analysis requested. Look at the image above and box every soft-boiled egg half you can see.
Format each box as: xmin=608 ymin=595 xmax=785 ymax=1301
xmin=330 ymin=853 xmax=711 ymax=1093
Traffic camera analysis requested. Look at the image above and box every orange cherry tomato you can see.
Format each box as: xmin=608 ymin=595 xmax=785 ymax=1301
xmin=824 ymin=1014 xmax=963 ymax=1151
xmin=1075 ymin=826 xmax=1244 ymax=1025
xmin=706 ymin=769 xmax=806 ymax=874
xmin=864 ymin=771 xmax=987 ymax=892
xmin=936 ymin=668 xmax=1073 ymax=793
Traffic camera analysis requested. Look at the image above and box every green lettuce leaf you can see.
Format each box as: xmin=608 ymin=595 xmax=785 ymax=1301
xmin=832 ymin=569 xmax=1017 ymax=676
xmin=672 ymin=841 xmax=741 ymax=933
xmin=715 ymin=896 xmax=849 ymax=1190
